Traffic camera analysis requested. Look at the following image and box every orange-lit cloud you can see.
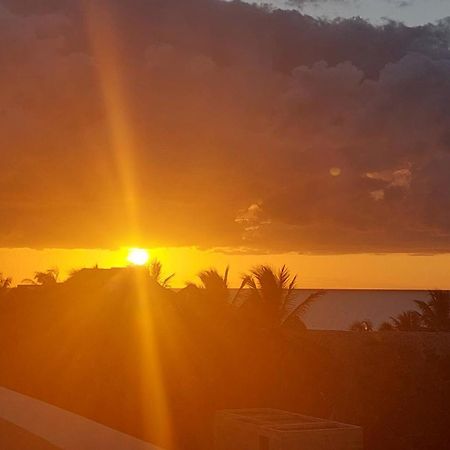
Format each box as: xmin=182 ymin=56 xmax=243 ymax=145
xmin=0 ymin=0 xmax=449 ymax=254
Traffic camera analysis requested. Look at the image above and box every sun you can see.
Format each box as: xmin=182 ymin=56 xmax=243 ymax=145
xmin=127 ymin=248 xmax=150 ymax=266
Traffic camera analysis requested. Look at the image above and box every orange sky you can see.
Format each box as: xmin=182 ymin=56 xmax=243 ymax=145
xmin=1 ymin=247 xmax=449 ymax=290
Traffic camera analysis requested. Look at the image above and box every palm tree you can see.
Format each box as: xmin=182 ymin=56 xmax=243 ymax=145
xmin=0 ymin=273 xmax=12 ymax=291
xmin=23 ymin=269 xmax=59 ymax=286
xmin=241 ymin=265 xmax=324 ymax=330
xmin=187 ymin=267 xmax=245 ymax=305
xmin=378 ymin=321 xmax=394 ymax=331
xmin=179 ymin=267 xmax=245 ymax=332
xmin=381 ymin=310 xmax=423 ymax=331
xmin=149 ymin=259 xmax=174 ymax=288
xmin=414 ymin=290 xmax=450 ymax=332
xmin=349 ymin=320 xmax=373 ymax=332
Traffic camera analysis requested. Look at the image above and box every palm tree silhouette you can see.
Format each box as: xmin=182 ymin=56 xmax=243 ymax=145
xmin=179 ymin=267 xmax=246 ymax=333
xmin=241 ymin=265 xmax=324 ymax=330
xmin=349 ymin=320 xmax=373 ymax=332
xmin=0 ymin=273 xmax=12 ymax=291
xmin=378 ymin=321 xmax=394 ymax=331
xmin=149 ymin=260 xmax=175 ymax=288
xmin=379 ymin=310 xmax=422 ymax=331
xmin=23 ymin=269 xmax=59 ymax=286
xmin=414 ymin=290 xmax=450 ymax=332
xmin=187 ymin=267 xmax=245 ymax=305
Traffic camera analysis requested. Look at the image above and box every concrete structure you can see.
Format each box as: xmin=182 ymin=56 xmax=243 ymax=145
xmin=215 ymin=409 xmax=362 ymax=450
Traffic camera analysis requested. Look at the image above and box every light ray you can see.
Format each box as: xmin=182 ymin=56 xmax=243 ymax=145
xmin=80 ymin=2 xmax=173 ymax=446
xmin=82 ymin=0 xmax=141 ymax=239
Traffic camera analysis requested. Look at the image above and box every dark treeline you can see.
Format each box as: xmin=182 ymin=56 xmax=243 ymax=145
xmin=1 ymin=263 xmax=324 ymax=332
xmin=350 ymin=290 xmax=450 ymax=332
xmin=0 ymin=264 xmax=449 ymax=450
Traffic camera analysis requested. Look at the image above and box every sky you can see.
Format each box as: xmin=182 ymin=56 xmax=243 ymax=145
xmin=0 ymin=0 xmax=449 ymax=288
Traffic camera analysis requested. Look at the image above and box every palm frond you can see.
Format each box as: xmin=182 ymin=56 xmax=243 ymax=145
xmin=242 ymin=274 xmax=257 ymax=290
xmin=281 ymin=274 xmax=297 ymax=310
xmin=0 ymin=274 xmax=12 ymax=289
xmin=162 ymin=273 xmax=175 ymax=288
xmin=223 ymin=266 xmax=229 ymax=286
xmin=278 ymin=265 xmax=290 ymax=290
xmin=379 ymin=321 xmax=394 ymax=331
xmin=282 ymin=290 xmax=326 ymax=324
xmin=414 ymin=300 xmax=432 ymax=315
xmin=149 ymin=260 xmax=163 ymax=280
xmin=231 ymin=278 xmax=246 ymax=305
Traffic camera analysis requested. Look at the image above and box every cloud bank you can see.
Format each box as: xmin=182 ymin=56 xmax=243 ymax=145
xmin=0 ymin=0 xmax=449 ymax=253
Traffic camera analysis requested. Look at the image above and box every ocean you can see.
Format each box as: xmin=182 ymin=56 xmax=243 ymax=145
xmin=292 ymin=289 xmax=429 ymax=330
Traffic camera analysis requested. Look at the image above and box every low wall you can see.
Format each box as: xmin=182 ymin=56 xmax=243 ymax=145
xmin=305 ymin=329 xmax=450 ymax=359
xmin=298 ymin=330 xmax=450 ymax=450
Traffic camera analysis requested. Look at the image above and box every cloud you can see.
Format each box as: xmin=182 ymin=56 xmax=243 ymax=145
xmin=370 ymin=190 xmax=385 ymax=202
xmin=287 ymin=0 xmax=415 ymax=10
xmin=373 ymin=168 xmax=411 ymax=187
xmin=366 ymin=166 xmax=412 ymax=202
xmin=388 ymin=0 xmax=414 ymax=7
xmin=287 ymin=0 xmax=357 ymax=7
xmin=0 ymin=0 xmax=449 ymax=253
xmin=235 ymin=203 xmax=272 ymax=241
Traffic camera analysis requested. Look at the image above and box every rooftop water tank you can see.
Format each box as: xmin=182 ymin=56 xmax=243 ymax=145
xmin=215 ymin=408 xmax=363 ymax=450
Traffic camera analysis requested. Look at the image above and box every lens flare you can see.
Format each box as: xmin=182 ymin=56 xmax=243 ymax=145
xmin=83 ymin=4 xmax=173 ymax=446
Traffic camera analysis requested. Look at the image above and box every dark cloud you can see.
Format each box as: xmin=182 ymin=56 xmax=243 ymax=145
xmin=287 ymin=0 xmax=413 ymax=9
xmin=287 ymin=0 xmax=356 ymax=7
xmin=388 ymin=0 xmax=414 ymax=7
xmin=0 ymin=0 xmax=449 ymax=253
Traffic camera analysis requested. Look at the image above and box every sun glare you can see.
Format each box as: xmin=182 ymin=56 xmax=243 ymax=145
xmin=127 ymin=248 xmax=150 ymax=266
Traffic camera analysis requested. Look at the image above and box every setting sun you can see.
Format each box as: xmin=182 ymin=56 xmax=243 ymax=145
xmin=127 ymin=248 xmax=150 ymax=266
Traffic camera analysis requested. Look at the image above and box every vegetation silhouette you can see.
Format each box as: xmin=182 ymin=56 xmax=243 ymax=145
xmin=149 ymin=259 xmax=175 ymax=288
xmin=240 ymin=265 xmax=325 ymax=332
xmin=350 ymin=290 xmax=450 ymax=332
xmin=185 ymin=266 xmax=241 ymax=305
xmin=414 ymin=290 xmax=450 ymax=331
xmin=177 ymin=267 xmax=241 ymax=333
xmin=379 ymin=310 xmax=423 ymax=331
xmin=0 ymin=265 xmax=449 ymax=450
xmin=0 ymin=273 xmax=12 ymax=291
xmin=349 ymin=319 xmax=373 ymax=332
xmin=23 ymin=269 xmax=59 ymax=286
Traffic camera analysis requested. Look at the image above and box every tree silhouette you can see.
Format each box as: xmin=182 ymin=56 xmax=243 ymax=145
xmin=241 ymin=265 xmax=324 ymax=330
xmin=356 ymin=291 xmax=450 ymax=332
xmin=378 ymin=321 xmax=394 ymax=331
xmin=414 ymin=290 xmax=450 ymax=332
xmin=0 ymin=273 xmax=12 ymax=291
xmin=179 ymin=267 xmax=246 ymax=333
xmin=186 ymin=267 xmax=245 ymax=305
xmin=380 ymin=310 xmax=423 ymax=331
xmin=23 ymin=269 xmax=59 ymax=286
xmin=349 ymin=320 xmax=373 ymax=332
xmin=149 ymin=259 xmax=175 ymax=288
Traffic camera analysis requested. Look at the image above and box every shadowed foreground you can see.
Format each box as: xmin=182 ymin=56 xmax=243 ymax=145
xmin=0 ymin=268 xmax=449 ymax=449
